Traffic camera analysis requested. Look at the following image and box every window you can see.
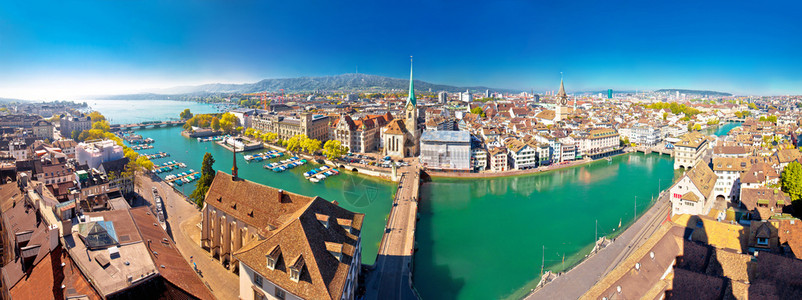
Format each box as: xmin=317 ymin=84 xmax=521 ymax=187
xmin=757 ymin=237 xmax=769 ymax=246
xmin=253 ymin=273 xmax=263 ymax=287
xmin=275 ymin=287 xmax=286 ymax=300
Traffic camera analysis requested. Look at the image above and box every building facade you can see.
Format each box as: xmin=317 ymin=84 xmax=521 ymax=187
xmin=419 ymin=131 xmax=471 ymax=171
xmin=251 ymin=112 xmax=330 ymax=142
xmin=674 ymin=132 xmax=709 ymax=169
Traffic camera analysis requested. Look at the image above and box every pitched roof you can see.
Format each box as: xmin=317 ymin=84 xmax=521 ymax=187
xmin=383 ymin=119 xmax=408 ymax=136
xmin=686 ymin=161 xmax=717 ymax=199
xmin=204 ymin=171 xmax=317 ymax=235
xmin=128 ymin=207 xmax=215 ymax=300
xmin=234 ymin=197 xmax=363 ymax=300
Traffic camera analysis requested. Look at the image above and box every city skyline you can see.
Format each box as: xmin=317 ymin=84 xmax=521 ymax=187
xmin=2 ymin=0 xmax=802 ymax=99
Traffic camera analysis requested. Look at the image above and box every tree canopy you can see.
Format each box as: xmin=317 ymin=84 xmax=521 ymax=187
xmin=323 ymin=140 xmax=348 ymax=159
xmin=180 ymin=108 xmax=193 ymax=120
xmin=644 ymin=102 xmax=701 ymax=117
xmin=190 ymin=152 xmax=216 ymax=207
xmin=470 ymin=107 xmax=486 ymax=118
xmin=219 ymin=113 xmax=241 ymax=134
xmin=783 ymin=161 xmax=802 ymax=202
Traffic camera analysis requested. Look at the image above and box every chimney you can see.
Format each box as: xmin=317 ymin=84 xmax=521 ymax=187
xmin=277 ymin=189 xmax=284 ymax=202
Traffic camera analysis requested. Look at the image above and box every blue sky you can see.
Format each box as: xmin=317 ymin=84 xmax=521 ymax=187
xmin=1 ymin=0 xmax=801 ymax=99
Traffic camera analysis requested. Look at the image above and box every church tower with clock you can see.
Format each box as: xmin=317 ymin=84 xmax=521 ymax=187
xmin=404 ymin=57 xmax=419 ymax=156
xmin=555 ymin=76 xmax=568 ymax=122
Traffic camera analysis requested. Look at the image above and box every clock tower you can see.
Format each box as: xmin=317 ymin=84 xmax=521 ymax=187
xmin=555 ymin=76 xmax=567 ymax=122
xmin=404 ymin=56 xmax=419 ymax=156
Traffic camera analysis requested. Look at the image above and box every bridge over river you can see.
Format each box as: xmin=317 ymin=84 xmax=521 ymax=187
xmin=366 ymin=165 xmax=422 ymax=300
xmin=113 ymin=120 xmax=186 ymax=130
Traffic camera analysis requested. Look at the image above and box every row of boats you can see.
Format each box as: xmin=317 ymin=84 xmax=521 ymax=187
xmin=245 ymin=150 xmax=284 ymax=162
xmin=265 ymin=157 xmax=307 ymax=172
xmin=197 ymin=135 xmax=229 ymax=143
xmin=145 ymin=152 xmax=170 ymax=159
xmin=166 ymin=171 xmax=201 ymax=186
xmin=152 ymin=161 xmax=187 ymax=173
xmin=128 ymin=137 xmax=155 ymax=145
xmin=303 ymin=165 xmax=340 ymax=183
xmin=132 ymin=145 xmax=154 ymax=150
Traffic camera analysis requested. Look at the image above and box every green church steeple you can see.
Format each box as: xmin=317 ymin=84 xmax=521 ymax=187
xmin=407 ymin=56 xmax=416 ymax=107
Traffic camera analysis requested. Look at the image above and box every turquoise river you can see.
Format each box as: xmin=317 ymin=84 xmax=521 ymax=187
xmin=87 ymin=100 xmax=730 ymax=300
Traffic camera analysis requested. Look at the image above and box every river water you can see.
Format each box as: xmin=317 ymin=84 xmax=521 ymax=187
xmin=414 ymin=153 xmax=679 ymax=300
xmin=88 ymin=100 xmax=680 ymax=298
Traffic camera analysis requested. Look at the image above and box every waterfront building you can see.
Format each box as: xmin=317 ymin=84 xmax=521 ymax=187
xmin=31 ymin=119 xmax=54 ymax=140
xmin=331 ymin=113 xmax=392 ymax=153
xmin=559 ymin=137 xmax=577 ymax=162
xmin=583 ymin=128 xmax=620 ymax=156
xmin=75 ymin=139 xmax=124 ymax=170
xmin=488 ymin=147 xmax=508 ymax=172
xmin=199 ymin=172 xmax=363 ymax=300
xmin=673 ymin=131 xmax=708 ymax=169
xmin=58 ymin=114 xmax=91 ymax=137
xmin=505 ymin=138 xmax=537 ymax=170
xmin=229 ymin=108 xmax=256 ymax=128
xmin=471 ymin=148 xmax=488 ymax=171
xmin=711 ymin=157 xmax=750 ymax=203
xmin=669 ymin=161 xmax=717 ymax=216
xmin=251 ymin=112 xmax=330 ymax=142
xmin=419 ymin=130 xmax=471 ymax=171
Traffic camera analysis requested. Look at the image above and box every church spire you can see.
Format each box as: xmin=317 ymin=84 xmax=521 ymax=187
xmin=232 ymin=146 xmax=238 ymax=180
xmin=407 ymin=56 xmax=416 ymax=107
xmin=557 ymin=73 xmax=567 ymax=99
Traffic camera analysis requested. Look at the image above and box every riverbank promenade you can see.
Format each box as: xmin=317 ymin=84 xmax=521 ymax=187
xmin=526 ymin=191 xmax=671 ymax=300
xmin=365 ymin=165 xmax=421 ymax=300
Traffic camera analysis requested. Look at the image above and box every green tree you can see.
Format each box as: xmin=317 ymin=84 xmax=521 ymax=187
xmin=179 ymin=108 xmax=193 ymax=120
xmin=70 ymin=130 xmax=80 ymax=140
xmin=694 ymin=124 xmax=702 ymax=131
xmin=783 ymin=161 xmax=802 ymax=201
xmin=303 ymin=138 xmax=322 ymax=154
xmin=662 ymin=112 xmax=668 ymax=121
xmin=190 ymin=153 xmax=216 ymax=207
xmin=323 ymin=140 xmax=347 ymax=159
xmin=261 ymin=132 xmax=278 ymax=143
xmin=92 ymin=120 xmax=111 ymax=132
xmin=219 ymin=113 xmax=240 ymax=134
xmin=211 ymin=117 xmax=221 ymax=131
xmin=88 ymin=111 xmax=106 ymax=122
xmin=286 ymin=134 xmax=304 ymax=152
xmin=470 ymin=107 xmax=486 ymax=118
xmin=748 ymin=103 xmax=758 ymax=110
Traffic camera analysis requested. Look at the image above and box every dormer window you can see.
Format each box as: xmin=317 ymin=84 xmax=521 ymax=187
xmin=326 ymin=242 xmax=343 ymax=262
xmin=266 ymin=245 xmax=281 ymax=270
xmin=316 ymin=213 xmax=329 ymax=229
xmin=289 ymin=255 xmax=305 ymax=282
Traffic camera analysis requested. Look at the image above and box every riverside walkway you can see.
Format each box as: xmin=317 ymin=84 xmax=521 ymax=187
xmin=365 ymin=165 xmax=421 ymax=300
xmin=526 ymin=192 xmax=671 ymax=300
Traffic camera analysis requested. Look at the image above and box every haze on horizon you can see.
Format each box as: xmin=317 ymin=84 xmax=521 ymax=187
xmin=1 ymin=0 xmax=801 ymax=100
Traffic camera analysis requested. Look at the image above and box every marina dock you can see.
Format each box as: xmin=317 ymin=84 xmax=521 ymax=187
xmin=144 ymin=152 xmax=170 ymax=159
xmin=165 ymin=171 xmax=200 ymax=185
xmin=152 ymin=160 xmax=187 ymax=173
xmin=264 ymin=157 xmax=307 ymax=172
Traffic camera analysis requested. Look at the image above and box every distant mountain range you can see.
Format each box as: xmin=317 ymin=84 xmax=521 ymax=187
xmin=96 ymin=73 xmax=522 ymax=100
xmin=86 ymin=74 xmax=733 ymax=100
xmin=654 ymin=89 xmax=732 ymax=97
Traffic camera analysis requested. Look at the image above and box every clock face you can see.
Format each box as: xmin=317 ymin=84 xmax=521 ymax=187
xmin=560 ymin=98 xmax=567 ymax=105
xmin=407 ymin=105 xmax=414 ymax=112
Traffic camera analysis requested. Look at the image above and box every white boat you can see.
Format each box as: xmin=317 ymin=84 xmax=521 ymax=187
xmin=309 ymin=177 xmax=320 ymax=183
